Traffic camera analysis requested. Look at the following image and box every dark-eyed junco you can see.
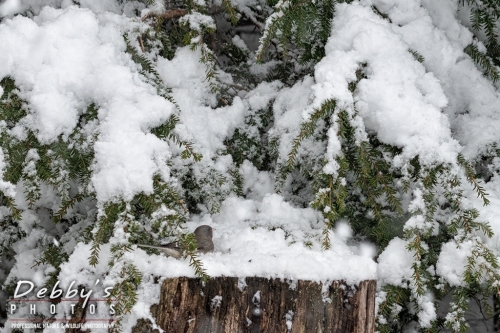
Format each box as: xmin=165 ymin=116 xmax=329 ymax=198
xmin=137 ymin=225 xmax=214 ymax=259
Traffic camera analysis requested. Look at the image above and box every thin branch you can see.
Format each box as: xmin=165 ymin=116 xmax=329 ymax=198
xmin=137 ymin=36 xmax=145 ymax=53
xmin=240 ymin=7 xmax=264 ymax=30
xmin=141 ymin=9 xmax=187 ymax=21
xmin=225 ymin=83 xmax=249 ymax=91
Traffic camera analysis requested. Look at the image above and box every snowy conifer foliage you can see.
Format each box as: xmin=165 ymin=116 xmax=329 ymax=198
xmin=1 ymin=0 xmax=500 ymax=331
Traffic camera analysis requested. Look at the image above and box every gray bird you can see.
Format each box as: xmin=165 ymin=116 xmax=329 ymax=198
xmin=137 ymin=225 xmax=214 ymax=259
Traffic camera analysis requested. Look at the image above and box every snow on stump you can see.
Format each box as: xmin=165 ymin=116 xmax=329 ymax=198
xmin=140 ymin=276 xmax=376 ymax=333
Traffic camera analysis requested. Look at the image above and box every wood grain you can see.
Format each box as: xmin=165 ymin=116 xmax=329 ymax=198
xmin=135 ymin=277 xmax=376 ymax=333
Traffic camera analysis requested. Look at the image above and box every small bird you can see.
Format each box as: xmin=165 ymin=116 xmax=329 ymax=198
xmin=136 ymin=225 xmax=214 ymax=259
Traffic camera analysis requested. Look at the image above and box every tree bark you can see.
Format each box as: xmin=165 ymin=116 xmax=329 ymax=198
xmin=146 ymin=277 xmax=376 ymax=333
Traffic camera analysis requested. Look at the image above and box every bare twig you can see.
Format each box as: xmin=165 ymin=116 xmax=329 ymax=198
xmin=138 ymin=35 xmax=145 ymax=53
xmin=226 ymin=83 xmax=249 ymax=91
xmin=240 ymin=7 xmax=264 ymax=30
xmin=141 ymin=9 xmax=187 ymax=21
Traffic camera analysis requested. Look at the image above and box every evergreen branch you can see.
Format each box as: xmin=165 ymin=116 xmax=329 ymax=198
xmin=152 ymin=115 xmax=202 ymax=161
xmin=179 ymin=233 xmax=210 ymax=282
xmin=481 ymin=10 xmax=499 ymax=48
xmin=53 ymin=193 xmax=85 ymax=223
xmin=446 ymin=287 xmax=469 ymax=332
xmin=108 ymin=263 xmax=142 ymax=332
xmin=89 ymin=202 xmax=125 ymax=266
xmin=195 ymin=37 xmax=220 ymax=94
xmin=321 ymin=220 xmax=332 ymax=250
xmin=22 ymin=149 xmax=42 ymax=209
xmin=464 ymin=44 xmax=499 ymax=82
xmin=256 ymin=0 xmax=317 ymax=62
xmin=256 ymin=0 xmax=335 ymax=63
xmin=286 ymin=100 xmax=336 ymax=169
xmin=312 ymin=176 xmax=347 ymax=250
xmin=0 ymin=191 xmax=21 ymax=220
xmin=240 ymin=7 xmax=264 ymax=29
xmin=409 ymin=49 xmax=425 ymax=63
xmin=377 ymin=286 xmax=411 ymax=333
xmin=457 ymin=153 xmax=490 ymax=205
xmin=221 ymin=0 xmax=238 ymax=25
xmin=124 ymin=35 xmax=203 ymax=162
xmin=256 ymin=1 xmax=289 ymax=62
xmin=470 ymin=7 xmax=482 ymax=31
xmin=406 ymin=233 xmax=427 ymax=296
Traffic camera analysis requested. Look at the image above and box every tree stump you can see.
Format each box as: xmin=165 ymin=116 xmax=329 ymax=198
xmin=146 ymin=277 xmax=376 ymax=333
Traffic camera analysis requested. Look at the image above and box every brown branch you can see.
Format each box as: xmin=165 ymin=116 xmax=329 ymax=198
xmin=240 ymin=7 xmax=264 ymax=30
xmin=226 ymin=83 xmax=249 ymax=91
xmin=141 ymin=9 xmax=187 ymax=21
xmin=137 ymin=36 xmax=145 ymax=53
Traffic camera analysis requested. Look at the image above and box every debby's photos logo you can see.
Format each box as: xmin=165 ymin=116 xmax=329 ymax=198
xmin=8 ymin=279 xmax=116 ymax=329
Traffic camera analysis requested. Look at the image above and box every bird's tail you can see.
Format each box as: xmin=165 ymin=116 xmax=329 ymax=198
xmin=136 ymin=244 xmax=182 ymax=258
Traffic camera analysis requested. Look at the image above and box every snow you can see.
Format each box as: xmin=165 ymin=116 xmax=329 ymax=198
xmin=377 ymin=237 xmax=413 ymax=287
xmin=0 ymin=5 xmax=378 ymax=329
xmin=374 ymin=0 xmax=500 ymax=158
xmin=271 ymin=76 xmax=317 ymax=166
xmin=240 ymin=161 xmax=274 ymax=199
xmin=2 ymin=0 xmax=500 ymax=331
xmin=0 ymin=149 xmax=16 ymax=198
xmin=0 ymin=6 xmax=176 ymax=202
xmin=91 ymin=194 xmax=375 ymax=283
xmin=416 ymin=293 xmax=437 ymax=328
xmin=0 ymin=0 xmax=145 ymax=18
xmin=232 ymin=35 xmax=249 ymax=51
xmin=0 ymin=0 xmax=22 ymax=17
xmin=179 ymin=12 xmax=216 ymax=32
xmin=25 ymin=197 xmax=375 ymax=332
xmin=157 ymin=47 xmax=247 ymax=159
xmin=436 ymin=240 xmax=472 ymax=287
xmin=312 ymin=3 xmax=460 ymax=167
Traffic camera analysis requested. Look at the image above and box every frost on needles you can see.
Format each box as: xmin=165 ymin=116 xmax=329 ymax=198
xmin=1 ymin=0 xmax=500 ymax=332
